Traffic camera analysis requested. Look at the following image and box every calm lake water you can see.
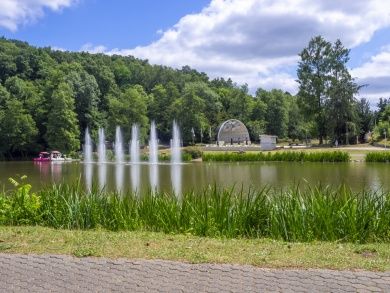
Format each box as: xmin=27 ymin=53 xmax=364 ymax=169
xmin=1 ymin=161 xmax=390 ymax=193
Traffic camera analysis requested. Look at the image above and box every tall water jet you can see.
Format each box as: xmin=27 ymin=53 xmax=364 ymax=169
xmin=130 ymin=124 xmax=140 ymax=193
xmin=115 ymin=126 xmax=124 ymax=164
xmin=84 ymin=127 xmax=93 ymax=163
xmin=149 ymin=121 xmax=159 ymax=191
xmin=149 ymin=121 xmax=158 ymax=164
xmin=130 ymin=124 xmax=140 ymax=164
xmin=98 ymin=128 xmax=106 ymax=163
xmin=171 ymin=121 xmax=182 ymax=195
xmin=171 ymin=121 xmax=181 ymax=164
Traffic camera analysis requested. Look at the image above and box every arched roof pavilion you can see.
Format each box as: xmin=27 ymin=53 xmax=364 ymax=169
xmin=217 ymin=119 xmax=250 ymax=144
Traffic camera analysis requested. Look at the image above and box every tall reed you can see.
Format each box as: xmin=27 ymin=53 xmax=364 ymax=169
xmin=202 ymin=151 xmax=350 ymax=162
xmin=0 ymin=182 xmax=389 ymax=243
xmin=366 ymin=151 xmax=390 ymax=162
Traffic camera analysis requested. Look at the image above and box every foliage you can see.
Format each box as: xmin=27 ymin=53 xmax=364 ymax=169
xmin=366 ymin=152 xmax=390 ymax=163
xmin=1 ymin=182 xmax=390 ymax=243
xmin=202 ymin=151 xmax=350 ymax=162
xmin=0 ymin=37 xmax=373 ymax=158
xmin=46 ymin=82 xmax=80 ymax=153
xmin=182 ymin=147 xmax=203 ymax=159
xmin=297 ymin=36 xmax=360 ymax=144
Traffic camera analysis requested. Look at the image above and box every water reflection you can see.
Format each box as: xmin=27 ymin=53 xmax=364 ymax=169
xmin=115 ymin=164 xmax=124 ymax=193
xmin=51 ymin=162 xmax=63 ymax=183
xmin=98 ymin=163 xmax=107 ymax=191
xmin=84 ymin=163 xmax=93 ymax=192
xmin=4 ymin=161 xmax=390 ymax=193
xmin=171 ymin=163 xmax=182 ymax=196
xmin=149 ymin=163 xmax=158 ymax=193
xmin=131 ymin=163 xmax=141 ymax=194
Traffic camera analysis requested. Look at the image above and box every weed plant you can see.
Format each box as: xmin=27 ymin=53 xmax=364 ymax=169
xmin=1 ymin=178 xmax=389 ymax=243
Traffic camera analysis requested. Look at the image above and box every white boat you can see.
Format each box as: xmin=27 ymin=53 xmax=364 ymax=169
xmin=50 ymin=151 xmax=71 ymax=161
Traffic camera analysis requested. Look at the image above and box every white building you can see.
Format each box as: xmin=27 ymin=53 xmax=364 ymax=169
xmin=260 ymin=135 xmax=277 ymax=151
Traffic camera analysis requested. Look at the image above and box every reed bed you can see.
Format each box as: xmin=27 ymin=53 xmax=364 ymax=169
xmin=1 ymin=181 xmax=389 ymax=243
xmin=202 ymin=151 xmax=350 ymax=162
xmin=366 ymin=151 xmax=390 ymax=162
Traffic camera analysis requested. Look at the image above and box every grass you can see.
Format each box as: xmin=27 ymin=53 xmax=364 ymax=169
xmin=1 ymin=181 xmax=390 ymax=243
xmin=202 ymin=151 xmax=350 ymax=162
xmin=0 ymin=226 xmax=389 ymax=271
xmin=366 ymin=152 xmax=390 ymax=162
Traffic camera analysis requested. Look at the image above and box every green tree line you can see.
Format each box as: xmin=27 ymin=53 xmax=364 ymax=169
xmin=0 ymin=36 xmax=382 ymax=158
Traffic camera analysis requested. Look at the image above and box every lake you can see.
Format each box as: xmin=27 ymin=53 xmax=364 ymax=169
xmin=0 ymin=161 xmax=389 ymax=193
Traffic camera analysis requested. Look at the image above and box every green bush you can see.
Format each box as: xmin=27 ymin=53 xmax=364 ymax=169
xmin=183 ymin=147 xmax=203 ymax=159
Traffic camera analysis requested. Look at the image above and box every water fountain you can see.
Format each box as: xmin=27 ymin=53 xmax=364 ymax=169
xmin=98 ymin=128 xmax=106 ymax=163
xmin=115 ymin=126 xmax=124 ymax=164
xmin=130 ymin=124 xmax=140 ymax=193
xmin=130 ymin=124 xmax=140 ymax=164
xmin=149 ymin=121 xmax=159 ymax=191
xmin=97 ymin=127 xmax=107 ymax=190
xmin=84 ymin=127 xmax=93 ymax=163
xmin=84 ymin=127 xmax=93 ymax=191
xmin=171 ymin=121 xmax=182 ymax=195
xmin=149 ymin=121 xmax=158 ymax=164
xmin=171 ymin=121 xmax=181 ymax=164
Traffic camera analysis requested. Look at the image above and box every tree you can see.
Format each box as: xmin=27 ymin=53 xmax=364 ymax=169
xmin=297 ymin=36 xmax=359 ymax=144
xmin=66 ymin=68 xmax=102 ymax=139
xmin=108 ymin=85 xmax=149 ymax=142
xmin=356 ymin=98 xmax=373 ymax=142
xmin=46 ymin=82 xmax=80 ymax=153
xmin=257 ymin=89 xmax=289 ymax=138
xmin=172 ymin=84 xmax=206 ymax=144
xmin=0 ymin=98 xmax=38 ymax=157
xmin=297 ymin=36 xmax=332 ymax=144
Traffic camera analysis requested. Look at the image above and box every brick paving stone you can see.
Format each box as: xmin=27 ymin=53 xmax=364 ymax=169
xmin=0 ymin=253 xmax=389 ymax=292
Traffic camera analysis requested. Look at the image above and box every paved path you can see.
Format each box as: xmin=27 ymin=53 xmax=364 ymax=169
xmin=0 ymin=253 xmax=389 ymax=292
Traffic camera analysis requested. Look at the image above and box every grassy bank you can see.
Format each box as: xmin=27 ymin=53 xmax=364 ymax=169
xmin=366 ymin=151 xmax=390 ymax=162
xmin=1 ymin=181 xmax=389 ymax=243
xmin=202 ymin=151 xmax=350 ymax=162
xmin=1 ymin=226 xmax=389 ymax=271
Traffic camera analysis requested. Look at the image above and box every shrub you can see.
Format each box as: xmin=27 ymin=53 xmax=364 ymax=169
xmin=183 ymin=147 xmax=203 ymax=159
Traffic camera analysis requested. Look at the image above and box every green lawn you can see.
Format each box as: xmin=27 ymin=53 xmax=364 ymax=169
xmin=1 ymin=226 xmax=389 ymax=271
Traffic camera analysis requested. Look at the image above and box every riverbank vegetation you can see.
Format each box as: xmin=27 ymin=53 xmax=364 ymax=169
xmin=202 ymin=151 xmax=350 ymax=162
xmin=0 ymin=36 xmax=386 ymax=159
xmin=1 ymin=179 xmax=389 ymax=243
xmin=366 ymin=151 xmax=390 ymax=162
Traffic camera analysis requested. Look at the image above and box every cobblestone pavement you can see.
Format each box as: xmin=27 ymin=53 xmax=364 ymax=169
xmin=0 ymin=253 xmax=389 ymax=292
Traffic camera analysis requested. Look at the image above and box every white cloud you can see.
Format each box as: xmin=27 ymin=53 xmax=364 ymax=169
xmin=76 ymin=0 xmax=390 ymax=98
xmin=352 ymin=46 xmax=390 ymax=103
xmin=80 ymin=43 xmax=108 ymax=54
xmin=0 ymin=0 xmax=76 ymax=31
xmin=95 ymin=0 xmax=390 ymax=94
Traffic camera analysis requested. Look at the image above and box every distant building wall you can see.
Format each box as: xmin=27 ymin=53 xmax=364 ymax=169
xmin=260 ymin=135 xmax=277 ymax=150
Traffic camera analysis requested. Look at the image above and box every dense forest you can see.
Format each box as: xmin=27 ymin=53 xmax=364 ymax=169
xmin=0 ymin=36 xmax=387 ymax=158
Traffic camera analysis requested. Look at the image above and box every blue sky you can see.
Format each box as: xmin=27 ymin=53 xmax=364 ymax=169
xmin=0 ymin=0 xmax=390 ymax=105
xmin=0 ymin=0 xmax=210 ymax=50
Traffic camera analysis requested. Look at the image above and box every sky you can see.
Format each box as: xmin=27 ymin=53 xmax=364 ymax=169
xmin=1 ymin=0 xmax=390 ymax=106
